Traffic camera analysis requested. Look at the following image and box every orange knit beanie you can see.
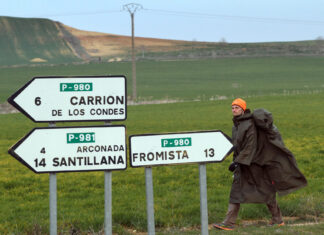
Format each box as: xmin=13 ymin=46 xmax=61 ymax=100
xmin=232 ymin=98 xmax=246 ymax=111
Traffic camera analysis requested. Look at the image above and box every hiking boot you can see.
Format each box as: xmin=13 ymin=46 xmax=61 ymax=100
xmin=268 ymin=221 xmax=285 ymax=227
xmin=212 ymin=223 xmax=234 ymax=231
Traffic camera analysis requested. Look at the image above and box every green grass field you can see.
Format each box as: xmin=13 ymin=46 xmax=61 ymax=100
xmin=0 ymin=57 xmax=324 ymax=234
xmin=1 ymin=56 xmax=324 ymax=103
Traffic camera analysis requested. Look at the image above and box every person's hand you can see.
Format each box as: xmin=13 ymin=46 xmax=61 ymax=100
xmin=228 ymin=162 xmax=239 ymax=172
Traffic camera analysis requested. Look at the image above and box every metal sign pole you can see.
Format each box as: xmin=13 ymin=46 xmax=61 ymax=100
xmin=199 ymin=163 xmax=209 ymax=235
xmin=104 ymin=171 xmax=112 ymax=235
xmin=104 ymin=121 xmax=112 ymax=235
xmin=49 ymin=173 xmax=57 ymax=235
xmin=49 ymin=122 xmax=57 ymax=235
xmin=145 ymin=167 xmax=155 ymax=235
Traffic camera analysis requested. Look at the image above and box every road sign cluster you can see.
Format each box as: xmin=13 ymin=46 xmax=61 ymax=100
xmin=8 ymin=76 xmax=128 ymax=173
xmin=8 ymin=76 xmax=233 ymax=173
xmin=7 ymin=75 xmax=233 ymax=235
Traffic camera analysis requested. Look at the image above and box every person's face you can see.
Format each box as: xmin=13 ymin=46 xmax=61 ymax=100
xmin=232 ymin=105 xmax=244 ymax=117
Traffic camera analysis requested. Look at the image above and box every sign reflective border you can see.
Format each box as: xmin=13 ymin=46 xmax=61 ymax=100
xmin=7 ymin=76 xmax=127 ymax=122
xmin=129 ymin=130 xmax=233 ymax=167
xmin=8 ymin=125 xmax=127 ymax=173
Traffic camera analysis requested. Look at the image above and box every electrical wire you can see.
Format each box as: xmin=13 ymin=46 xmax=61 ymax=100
xmin=142 ymin=8 xmax=324 ymax=26
xmin=28 ymin=7 xmax=324 ymax=26
xmin=32 ymin=10 xmax=122 ymax=18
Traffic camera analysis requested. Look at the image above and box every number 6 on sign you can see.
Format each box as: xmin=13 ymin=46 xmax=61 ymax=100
xmin=35 ymin=97 xmax=41 ymax=106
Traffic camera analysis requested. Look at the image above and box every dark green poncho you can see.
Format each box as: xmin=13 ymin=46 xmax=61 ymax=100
xmin=230 ymin=109 xmax=307 ymax=204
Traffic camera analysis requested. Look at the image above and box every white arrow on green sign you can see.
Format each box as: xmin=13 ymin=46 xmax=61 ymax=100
xmin=7 ymin=76 xmax=126 ymax=122
xmin=129 ymin=130 xmax=233 ymax=167
xmin=8 ymin=125 xmax=126 ymax=173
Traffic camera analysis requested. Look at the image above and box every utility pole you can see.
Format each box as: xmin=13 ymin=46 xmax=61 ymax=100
xmin=123 ymin=3 xmax=143 ymax=101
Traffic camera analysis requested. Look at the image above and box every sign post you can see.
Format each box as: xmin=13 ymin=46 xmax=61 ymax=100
xmin=145 ymin=167 xmax=155 ymax=235
xmin=104 ymin=121 xmax=112 ymax=235
xmin=49 ymin=172 xmax=57 ymax=235
xmin=199 ymin=163 xmax=208 ymax=235
xmin=8 ymin=75 xmax=127 ymax=235
xmin=9 ymin=125 xmax=126 ymax=235
xmin=49 ymin=122 xmax=57 ymax=235
xmin=129 ymin=130 xmax=233 ymax=235
xmin=104 ymin=171 xmax=112 ymax=235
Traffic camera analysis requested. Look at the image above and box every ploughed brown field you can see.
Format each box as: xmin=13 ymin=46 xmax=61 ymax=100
xmin=63 ymin=24 xmax=211 ymax=58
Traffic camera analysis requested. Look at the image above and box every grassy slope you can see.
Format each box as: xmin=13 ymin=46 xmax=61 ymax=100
xmin=1 ymin=56 xmax=324 ymax=103
xmin=0 ymin=15 xmax=323 ymax=234
xmin=0 ymin=93 xmax=323 ymax=234
xmin=0 ymin=16 xmax=81 ymax=66
xmin=0 ymin=57 xmax=323 ymax=233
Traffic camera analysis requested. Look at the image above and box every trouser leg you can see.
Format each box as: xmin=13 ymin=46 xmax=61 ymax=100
xmin=266 ymin=198 xmax=283 ymax=224
xmin=223 ymin=203 xmax=240 ymax=226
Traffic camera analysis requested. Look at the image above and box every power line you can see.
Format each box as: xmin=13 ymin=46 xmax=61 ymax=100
xmin=25 ymin=7 xmax=324 ymax=26
xmin=143 ymin=8 xmax=324 ymax=26
xmin=31 ymin=10 xmax=122 ymax=18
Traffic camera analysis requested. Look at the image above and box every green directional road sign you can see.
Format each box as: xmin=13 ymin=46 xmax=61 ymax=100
xmin=8 ymin=125 xmax=127 ymax=173
xmin=129 ymin=130 xmax=233 ymax=167
xmin=7 ymin=76 xmax=126 ymax=122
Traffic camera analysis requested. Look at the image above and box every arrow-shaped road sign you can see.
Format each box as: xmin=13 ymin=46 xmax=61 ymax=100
xmin=129 ymin=130 xmax=233 ymax=167
xmin=8 ymin=125 xmax=126 ymax=173
xmin=7 ymin=76 xmax=126 ymax=122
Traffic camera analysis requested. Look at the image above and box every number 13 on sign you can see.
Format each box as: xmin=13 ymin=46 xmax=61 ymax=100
xmin=204 ymin=148 xmax=215 ymax=157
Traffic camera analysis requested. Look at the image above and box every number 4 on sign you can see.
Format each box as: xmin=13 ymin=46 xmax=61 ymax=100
xmin=40 ymin=148 xmax=46 ymax=154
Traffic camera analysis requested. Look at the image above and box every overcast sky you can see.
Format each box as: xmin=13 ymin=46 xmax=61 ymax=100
xmin=1 ymin=0 xmax=324 ymax=43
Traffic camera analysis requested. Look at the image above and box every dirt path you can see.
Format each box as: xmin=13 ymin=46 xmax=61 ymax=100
xmin=0 ymin=102 xmax=18 ymax=114
xmin=117 ymin=217 xmax=324 ymax=234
